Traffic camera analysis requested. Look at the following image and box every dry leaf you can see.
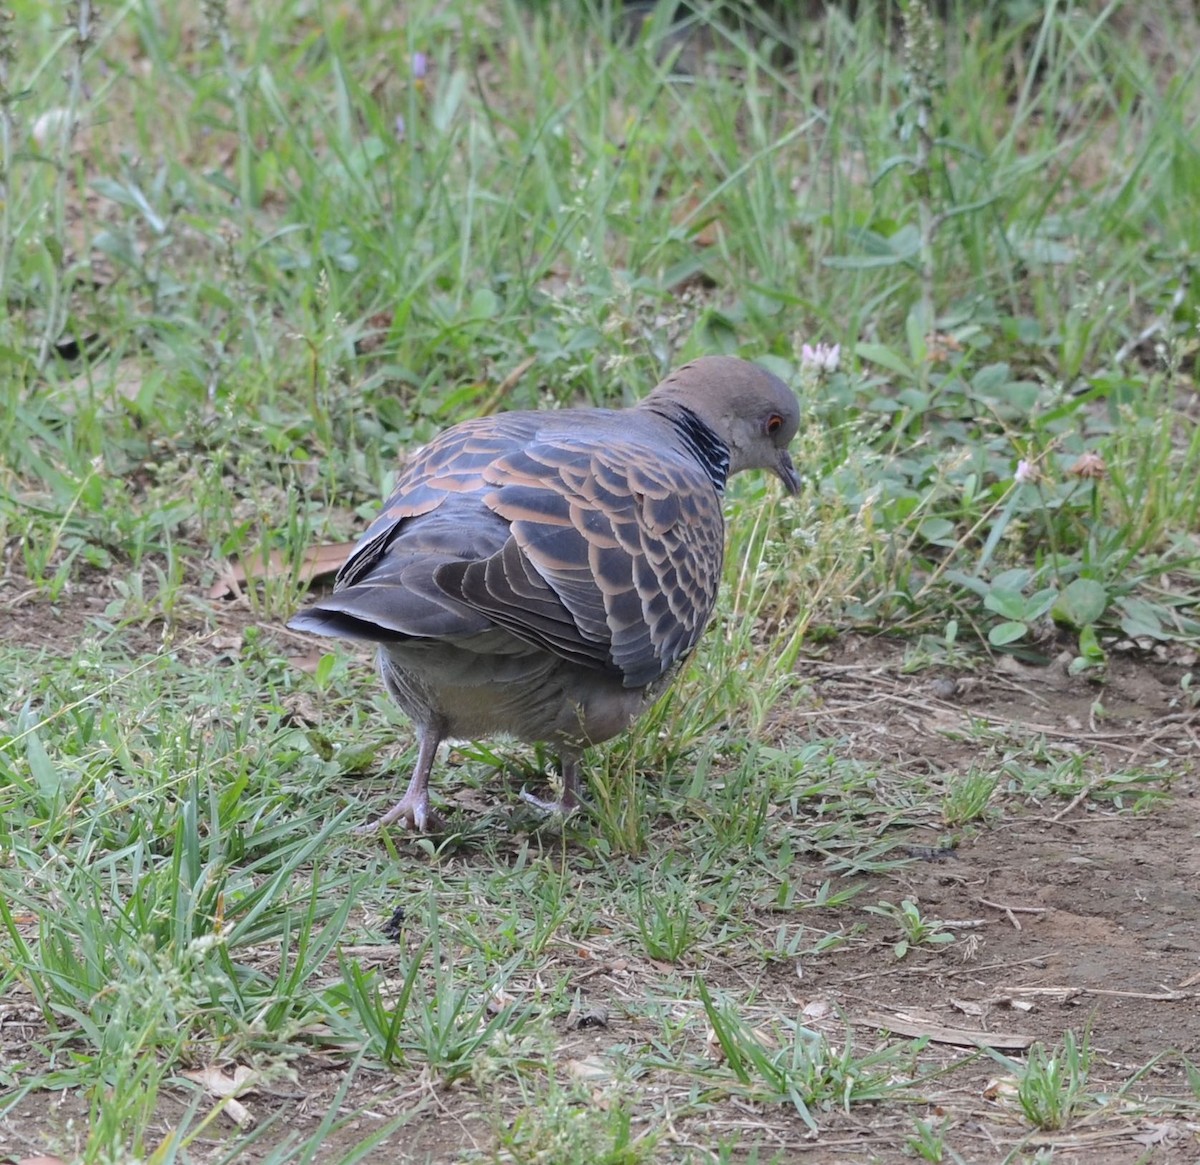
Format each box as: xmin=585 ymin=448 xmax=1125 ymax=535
xmin=182 ymin=1063 xmax=257 ymax=1095
xmin=566 ymin=1055 xmax=611 ymax=1082
xmin=995 ymin=996 xmax=1035 ymax=1012
xmin=984 ymin=1075 xmax=1020 ymax=1101
xmin=802 ymin=998 xmax=832 ymax=1020
xmin=289 ymin=651 xmax=332 ymax=675
xmin=59 ymin=357 xmax=144 ymax=411
xmin=1132 ymin=1122 xmax=1178 ymax=1148
xmin=673 ymin=193 xmax=723 ymax=248
xmin=950 ymin=998 xmax=985 ymax=1017
xmin=181 ymin=1064 xmax=258 ymax=1128
xmin=221 ymin=1097 xmax=253 ymax=1127
xmin=485 ymin=988 xmax=516 ymax=1017
xmin=354 ymin=310 xmax=396 ymax=356
xmin=924 ymin=331 xmax=963 ymax=362
xmin=209 ymin=542 xmax=355 ymax=600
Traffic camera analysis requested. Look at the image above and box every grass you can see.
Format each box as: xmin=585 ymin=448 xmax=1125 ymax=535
xmin=2 ymin=0 xmax=1200 ymax=1161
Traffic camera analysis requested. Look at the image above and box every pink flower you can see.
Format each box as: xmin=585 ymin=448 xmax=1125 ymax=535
xmin=800 ymin=342 xmax=840 ymax=373
xmin=1014 ymin=459 xmax=1037 ymax=484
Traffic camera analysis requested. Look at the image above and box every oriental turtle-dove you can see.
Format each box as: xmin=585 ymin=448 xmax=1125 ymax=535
xmin=289 ymin=355 xmax=800 ymax=831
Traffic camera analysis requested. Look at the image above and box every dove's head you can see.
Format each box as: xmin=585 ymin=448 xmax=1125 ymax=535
xmin=647 ymin=355 xmax=801 ymax=494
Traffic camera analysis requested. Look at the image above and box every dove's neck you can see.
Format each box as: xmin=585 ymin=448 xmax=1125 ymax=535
xmin=646 ymin=402 xmax=731 ymax=493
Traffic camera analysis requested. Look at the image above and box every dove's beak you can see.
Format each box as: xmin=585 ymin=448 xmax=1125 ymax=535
xmin=775 ymin=450 xmax=800 ymax=495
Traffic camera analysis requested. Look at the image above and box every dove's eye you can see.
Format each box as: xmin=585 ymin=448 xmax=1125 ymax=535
xmin=765 ymin=414 xmax=784 ymax=435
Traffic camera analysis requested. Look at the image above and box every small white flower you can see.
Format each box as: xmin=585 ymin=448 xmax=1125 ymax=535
xmin=800 ymin=342 xmax=841 ymax=373
xmin=1014 ymin=459 xmax=1037 ymax=484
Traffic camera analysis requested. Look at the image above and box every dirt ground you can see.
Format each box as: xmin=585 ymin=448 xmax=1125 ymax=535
xmin=2 ymin=611 xmax=1199 ymax=1163
xmin=760 ymin=639 xmax=1200 ymax=1162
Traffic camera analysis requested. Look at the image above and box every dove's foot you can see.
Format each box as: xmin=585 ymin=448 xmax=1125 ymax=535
xmin=519 ymin=755 xmax=583 ymax=818
xmin=353 ymin=726 xmax=442 ymax=835
xmin=354 ymin=788 xmax=443 ymax=834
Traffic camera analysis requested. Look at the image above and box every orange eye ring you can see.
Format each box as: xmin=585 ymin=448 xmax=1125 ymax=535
xmin=766 ymin=414 xmax=784 ymax=435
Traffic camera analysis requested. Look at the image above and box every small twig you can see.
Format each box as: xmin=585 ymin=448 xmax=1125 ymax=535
xmin=1125 ymin=712 xmax=1200 ymax=764
xmin=839 ymin=960 xmax=932 ymax=984
xmin=942 ymin=953 xmax=1054 ymax=978
xmin=978 ymin=898 xmax=1047 ymax=915
xmin=859 ymin=1009 xmax=1033 ymax=1050
xmin=979 ymin=896 xmax=1048 ymax=931
xmin=1024 ymin=1128 xmax=1153 ymax=1150
xmin=1114 ymin=279 xmax=1189 ymax=365
xmin=1011 ymin=985 xmax=1194 ymax=1002
xmin=1050 ymin=781 xmax=1106 ymax=822
xmin=477 ymin=355 xmax=537 ymax=416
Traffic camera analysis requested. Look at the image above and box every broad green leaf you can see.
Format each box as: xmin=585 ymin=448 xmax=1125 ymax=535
xmin=905 ymin=304 xmax=929 ymax=363
xmin=855 ymin=343 xmax=914 ymax=378
xmin=945 ymin=569 xmax=988 ymax=598
xmin=885 ymin=223 xmax=923 ymax=258
xmin=1117 ymin=596 xmax=1168 ymax=640
xmin=25 ymin=725 xmax=62 ymax=802
xmin=432 ymin=67 xmax=467 ymax=131
xmin=918 ymin=517 xmax=956 ymax=546
xmin=867 ymin=396 xmax=902 ymax=412
xmin=896 ymin=388 xmax=930 ymax=411
xmin=1008 ymin=229 xmax=1077 ymax=264
xmin=1051 ymin=579 xmax=1109 ymax=629
xmin=999 ymin=380 xmax=1041 ymax=410
xmin=1026 ymin=587 xmax=1060 ymax=621
xmin=1078 ymin=624 xmax=1106 ymax=662
xmin=468 ymin=287 xmax=500 ymax=319
xmin=988 ymin=621 xmax=1028 ymax=646
xmin=971 ymin=363 xmax=1012 ymax=395
xmin=992 ymin=568 xmax=1033 ymax=591
xmin=314 ymin=653 xmax=337 ymax=687
xmin=984 ymin=588 xmax=1028 ymax=621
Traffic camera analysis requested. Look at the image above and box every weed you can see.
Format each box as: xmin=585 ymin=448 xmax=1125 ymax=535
xmin=696 ymin=980 xmax=913 ymax=1132
xmin=1015 ymin=1030 xmax=1095 ymax=1131
xmin=865 ymin=899 xmax=956 ymax=960
xmin=905 ymin=1114 xmax=963 ymax=1164
xmin=942 ymin=768 xmax=999 ymax=827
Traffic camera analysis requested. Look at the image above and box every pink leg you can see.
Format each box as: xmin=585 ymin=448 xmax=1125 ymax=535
xmin=354 ymin=725 xmax=442 ymax=834
xmin=520 ymin=753 xmax=583 ymax=817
